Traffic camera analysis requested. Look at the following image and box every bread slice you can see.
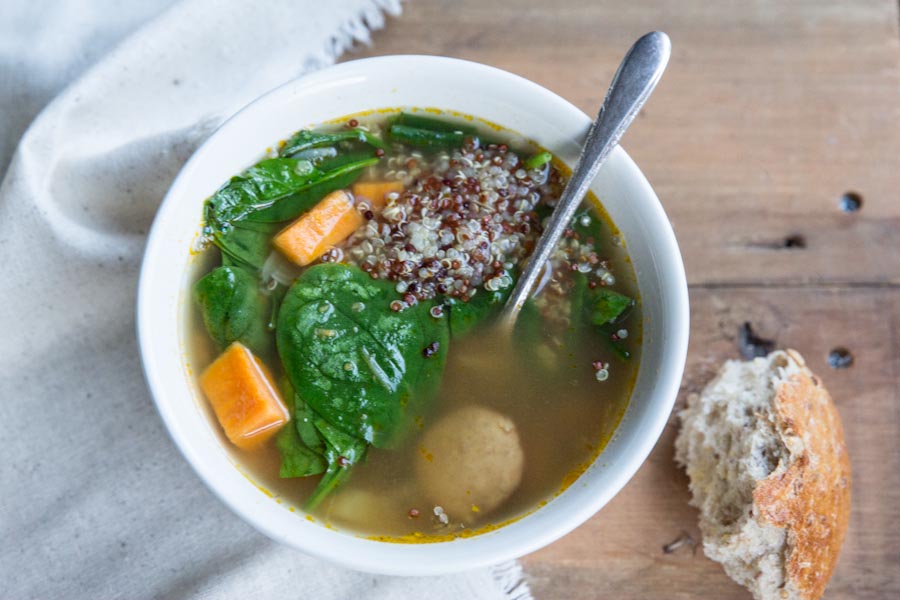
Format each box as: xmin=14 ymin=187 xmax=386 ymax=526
xmin=675 ymin=350 xmax=851 ymax=600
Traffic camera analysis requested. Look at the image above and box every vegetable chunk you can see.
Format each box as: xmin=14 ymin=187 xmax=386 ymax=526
xmin=273 ymin=189 xmax=363 ymax=266
xmin=351 ymin=181 xmax=404 ymax=211
xmin=200 ymin=342 xmax=288 ymax=449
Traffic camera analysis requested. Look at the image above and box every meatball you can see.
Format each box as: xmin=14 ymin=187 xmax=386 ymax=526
xmin=415 ymin=405 xmax=524 ymax=522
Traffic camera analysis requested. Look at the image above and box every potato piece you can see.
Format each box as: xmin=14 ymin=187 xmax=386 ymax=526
xmin=415 ymin=405 xmax=524 ymax=522
xmin=273 ymin=189 xmax=363 ymax=266
xmin=200 ymin=342 xmax=288 ymax=450
xmin=351 ymin=181 xmax=404 ymax=211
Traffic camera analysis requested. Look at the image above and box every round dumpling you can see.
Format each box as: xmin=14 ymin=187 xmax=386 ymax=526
xmin=415 ymin=405 xmax=524 ymax=522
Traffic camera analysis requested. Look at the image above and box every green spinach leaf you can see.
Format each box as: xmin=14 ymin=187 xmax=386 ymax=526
xmin=213 ymin=221 xmax=278 ymax=272
xmin=276 ymin=380 xmax=328 ymax=478
xmin=512 ymin=299 xmax=560 ymax=377
xmin=287 ymin=146 xmax=338 ymax=164
xmin=246 ymin=157 xmax=378 ymax=223
xmin=277 ymin=263 xmax=449 ymax=448
xmin=303 ymin=417 xmax=368 ymax=510
xmin=602 ymin=330 xmax=632 ymax=361
xmin=266 ymin=283 xmax=288 ymax=333
xmin=194 ymin=266 xmax=270 ymax=356
xmin=316 ymin=149 xmax=380 ymax=172
xmin=293 ymin=394 xmax=326 ymax=452
xmin=444 ymin=271 xmax=515 ymax=338
xmin=203 ymin=154 xmax=379 ymax=236
xmin=280 ymin=129 xmax=387 ymax=157
xmin=564 ymin=272 xmax=589 ymax=349
xmin=588 ymin=288 xmax=634 ymax=326
xmin=571 ymin=206 xmax=605 ymax=241
xmin=276 ymin=419 xmax=327 ymax=478
xmin=276 ymin=386 xmax=368 ymax=507
xmin=203 ymin=158 xmax=317 ymax=230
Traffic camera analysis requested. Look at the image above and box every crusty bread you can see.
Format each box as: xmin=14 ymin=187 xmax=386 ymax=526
xmin=675 ymin=350 xmax=851 ymax=600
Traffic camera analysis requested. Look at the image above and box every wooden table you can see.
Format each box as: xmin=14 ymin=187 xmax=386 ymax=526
xmin=345 ymin=2 xmax=900 ymax=597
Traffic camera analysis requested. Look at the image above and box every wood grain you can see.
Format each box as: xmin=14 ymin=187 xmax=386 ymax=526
xmin=343 ymin=1 xmax=900 ymax=597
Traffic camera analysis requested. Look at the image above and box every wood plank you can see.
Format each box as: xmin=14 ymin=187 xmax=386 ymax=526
xmin=519 ymin=287 xmax=900 ymax=599
xmin=345 ymin=0 xmax=900 ymax=286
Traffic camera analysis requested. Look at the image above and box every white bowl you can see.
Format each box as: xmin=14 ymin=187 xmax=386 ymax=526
xmin=137 ymin=55 xmax=689 ymax=575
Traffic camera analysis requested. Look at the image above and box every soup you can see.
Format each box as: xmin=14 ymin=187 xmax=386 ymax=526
xmin=186 ymin=110 xmax=641 ymax=540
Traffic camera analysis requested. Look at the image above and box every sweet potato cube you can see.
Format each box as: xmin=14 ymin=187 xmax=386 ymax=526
xmin=273 ymin=189 xmax=363 ymax=266
xmin=351 ymin=181 xmax=404 ymax=211
xmin=200 ymin=342 xmax=288 ymax=450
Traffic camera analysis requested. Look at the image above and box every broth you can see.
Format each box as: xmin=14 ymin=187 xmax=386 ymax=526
xmin=184 ymin=110 xmax=641 ymax=539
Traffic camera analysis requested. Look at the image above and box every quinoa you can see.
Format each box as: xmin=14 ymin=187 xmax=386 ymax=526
xmin=342 ymin=140 xmax=561 ymax=308
xmin=329 ymin=131 xmax=619 ymax=352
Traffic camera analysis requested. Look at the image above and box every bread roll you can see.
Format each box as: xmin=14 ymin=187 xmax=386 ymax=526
xmin=675 ymin=350 xmax=850 ymax=600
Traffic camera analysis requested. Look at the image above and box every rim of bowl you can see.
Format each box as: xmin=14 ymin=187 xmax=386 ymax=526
xmin=137 ymin=54 xmax=689 ymax=575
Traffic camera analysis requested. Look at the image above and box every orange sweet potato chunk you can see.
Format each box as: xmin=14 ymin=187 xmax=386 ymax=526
xmin=352 ymin=181 xmax=404 ymax=211
xmin=200 ymin=342 xmax=288 ymax=450
xmin=273 ymin=189 xmax=363 ymax=266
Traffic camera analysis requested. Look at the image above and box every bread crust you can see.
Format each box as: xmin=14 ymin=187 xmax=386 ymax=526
xmin=753 ymin=351 xmax=851 ymax=599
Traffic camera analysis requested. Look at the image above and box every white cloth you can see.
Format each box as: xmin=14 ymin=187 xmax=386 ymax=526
xmin=0 ymin=2 xmax=533 ymax=598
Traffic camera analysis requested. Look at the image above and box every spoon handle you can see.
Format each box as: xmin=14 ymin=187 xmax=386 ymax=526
xmin=502 ymin=31 xmax=671 ymax=324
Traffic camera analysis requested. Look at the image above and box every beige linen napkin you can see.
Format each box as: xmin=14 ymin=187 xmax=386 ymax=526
xmin=0 ymin=1 xmax=533 ymax=598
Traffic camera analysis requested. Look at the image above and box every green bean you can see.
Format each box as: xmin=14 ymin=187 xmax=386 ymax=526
xmin=388 ymin=124 xmax=468 ymax=149
xmin=392 ymin=112 xmax=478 ymax=134
xmin=524 ymin=151 xmax=553 ymax=169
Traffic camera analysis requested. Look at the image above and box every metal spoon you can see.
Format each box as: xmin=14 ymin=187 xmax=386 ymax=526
xmin=499 ymin=31 xmax=671 ymax=330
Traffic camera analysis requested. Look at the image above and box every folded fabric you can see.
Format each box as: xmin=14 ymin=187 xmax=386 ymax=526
xmin=0 ymin=1 xmax=532 ymax=598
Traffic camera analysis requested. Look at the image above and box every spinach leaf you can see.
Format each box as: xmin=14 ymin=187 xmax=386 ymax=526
xmin=444 ymin=271 xmax=515 ymax=338
xmin=276 ymin=385 xmax=368 ymax=507
xmin=513 ymin=298 xmax=543 ymax=347
xmin=293 ymin=394 xmax=326 ymax=452
xmin=588 ymin=288 xmax=634 ymax=326
xmin=316 ymin=149 xmax=380 ymax=172
xmin=513 ymin=299 xmax=559 ymax=377
xmin=276 ymin=419 xmax=327 ymax=478
xmin=194 ymin=266 xmax=270 ymax=356
xmin=571 ymin=205 xmax=604 ymax=241
xmin=304 ymin=417 xmax=368 ymax=510
xmin=563 ymin=273 xmax=631 ymax=369
xmin=565 ymin=272 xmax=589 ymax=349
xmin=246 ymin=157 xmax=378 ymax=223
xmin=266 ymin=283 xmax=288 ymax=333
xmin=585 ymin=287 xmax=635 ymax=361
xmin=276 ymin=381 xmax=328 ymax=478
xmin=277 ymin=263 xmax=449 ymax=448
xmin=287 ymin=146 xmax=338 ymax=164
xmin=213 ymin=221 xmax=278 ymax=272
xmin=203 ymin=158 xmax=317 ymax=230
xmin=601 ymin=330 xmax=632 ymax=361
xmin=564 ymin=205 xmax=636 ymax=360
xmin=203 ymin=154 xmax=379 ymax=235
xmin=280 ymin=129 xmax=387 ymax=157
